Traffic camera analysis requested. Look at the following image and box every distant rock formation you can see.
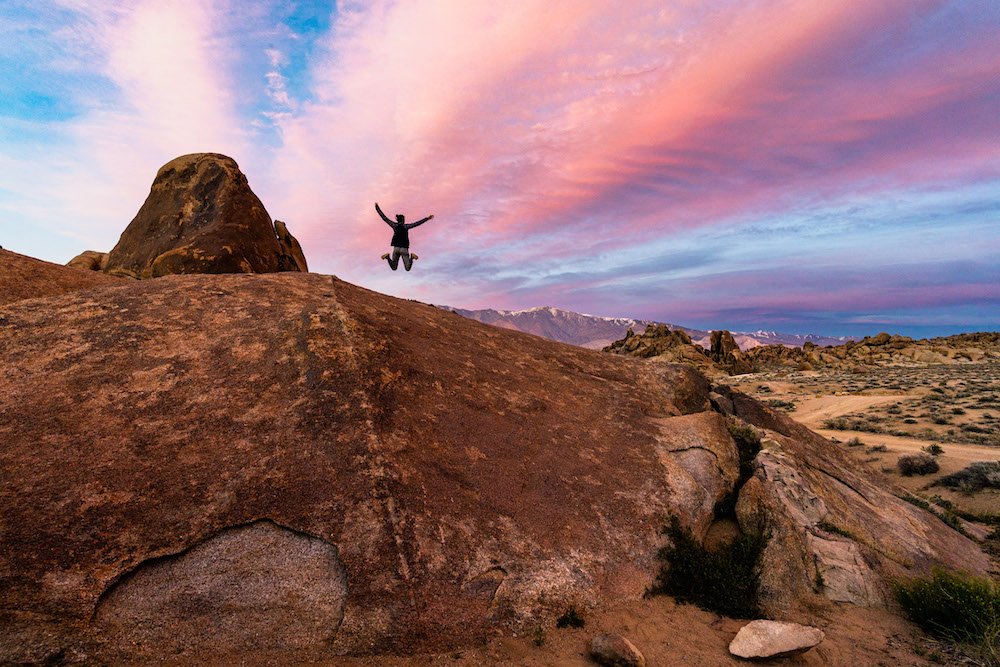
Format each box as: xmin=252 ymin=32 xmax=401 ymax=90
xmin=604 ymin=324 xmax=723 ymax=376
xmin=709 ymin=330 xmax=752 ymax=374
xmin=66 ymin=250 xmax=109 ymax=272
xmin=607 ymin=325 xmax=1000 ymax=374
xmin=104 ymin=153 xmax=307 ymax=279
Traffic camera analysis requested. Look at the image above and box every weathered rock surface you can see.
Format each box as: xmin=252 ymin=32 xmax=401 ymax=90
xmin=275 ymin=219 xmax=308 ymax=272
xmin=604 ymin=324 xmax=722 ymax=376
xmin=728 ymin=620 xmax=824 ymax=659
xmin=104 ymin=153 xmax=307 ymax=278
xmin=589 ymin=633 xmax=646 ymax=667
xmin=93 ymin=521 xmax=347 ymax=659
xmin=0 ymin=270 xmax=990 ymax=663
xmin=0 ymin=248 xmax=116 ymax=306
xmin=709 ymin=329 xmax=752 ymax=374
xmin=66 ymin=250 xmax=109 ymax=272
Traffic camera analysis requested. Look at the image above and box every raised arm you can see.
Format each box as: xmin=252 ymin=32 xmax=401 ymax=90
xmin=405 ymin=214 xmax=434 ymax=229
xmin=375 ymin=203 xmax=394 ymax=226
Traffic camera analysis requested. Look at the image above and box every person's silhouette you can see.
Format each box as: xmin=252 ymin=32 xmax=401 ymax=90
xmin=376 ymin=203 xmax=433 ymax=271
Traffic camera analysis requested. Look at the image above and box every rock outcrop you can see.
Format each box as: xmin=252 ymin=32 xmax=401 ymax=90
xmin=729 ymin=620 xmax=824 ymax=659
xmin=607 ymin=326 xmax=1000 ymax=374
xmin=604 ymin=324 xmax=722 ymax=376
xmin=66 ymin=250 xmax=109 ymax=272
xmin=0 ymin=248 xmax=115 ymax=306
xmin=0 ymin=269 xmax=990 ymax=663
xmin=709 ymin=329 xmax=752 ymax=374
xmin=104 ymin=153 xmax=307 ymax=279
xmin=275 ymin=219 xmax=308 ymax=272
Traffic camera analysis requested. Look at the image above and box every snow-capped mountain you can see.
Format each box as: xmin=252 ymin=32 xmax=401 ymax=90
xmin=443 ymin=305 xmax=853 ymax=350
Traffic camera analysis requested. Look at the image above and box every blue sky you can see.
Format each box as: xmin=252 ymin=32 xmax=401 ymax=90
xmin=1 ymin=1 xmax=998 ymax=337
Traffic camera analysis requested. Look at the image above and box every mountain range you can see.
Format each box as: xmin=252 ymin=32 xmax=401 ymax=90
xmin=444 ymin=305 xmax=853 ymax=351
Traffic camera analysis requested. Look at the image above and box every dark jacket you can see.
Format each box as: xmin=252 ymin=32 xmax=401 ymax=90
xmin=377 ymin=203 xmax=431 ymax=249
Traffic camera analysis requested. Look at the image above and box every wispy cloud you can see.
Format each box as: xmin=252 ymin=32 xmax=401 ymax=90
xmin=1 ymin=1 xmax=997 ymax=336
xmin=1 ymin=0 xmax=248 ymax=254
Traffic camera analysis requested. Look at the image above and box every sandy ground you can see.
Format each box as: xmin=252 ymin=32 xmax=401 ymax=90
xmin=774 ymin=392 xmax=1000 ymax=517
xmin=793 ymin=395 xmax=915 ymax=428
xmin=154 ymin=596 xmax=951 ymax=667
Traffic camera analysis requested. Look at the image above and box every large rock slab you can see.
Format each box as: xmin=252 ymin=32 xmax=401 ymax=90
xmin=729 ymin=620 xmax=824 ymax=659
xmin=0 ymin=268 xmax=991 ymax=663
xmin=0 ymin=272 xmax=735 ymax=662
xmin=104 ymin=153 xmax=306 ymax=278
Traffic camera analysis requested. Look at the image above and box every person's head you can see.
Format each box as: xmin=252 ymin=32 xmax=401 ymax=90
xmin=396 ymin=213 xmax=405 ymax=224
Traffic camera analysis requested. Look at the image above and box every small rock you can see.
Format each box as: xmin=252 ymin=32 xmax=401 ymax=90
xmin=589 ymin=633 xmax=645 ymax=667
xmin=729 ymin=620 xmax=824 ymax=659
xmin=66 ymin=250 xmax=109 ymax=272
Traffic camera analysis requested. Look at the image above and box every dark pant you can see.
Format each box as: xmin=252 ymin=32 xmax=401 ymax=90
xmin=387 ymin=247 xmax=413 ymax=271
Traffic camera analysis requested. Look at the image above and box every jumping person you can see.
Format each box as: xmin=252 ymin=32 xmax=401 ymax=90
xmin=376 ymin=202 xmax=433 ymax=271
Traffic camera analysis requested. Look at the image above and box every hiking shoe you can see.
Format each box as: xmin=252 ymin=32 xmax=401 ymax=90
xmin=380 ymin=253 xmax=390 ymax=260
xmin=410 ymin=254 xmax=419 ymax=261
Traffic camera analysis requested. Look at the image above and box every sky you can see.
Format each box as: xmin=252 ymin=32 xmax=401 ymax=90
xmin=1 ymin=0 xmax=998 ymax=337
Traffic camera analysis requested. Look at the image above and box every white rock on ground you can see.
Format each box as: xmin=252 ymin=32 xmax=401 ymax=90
xmin=728 ymin=620 xmax=824 ymax=659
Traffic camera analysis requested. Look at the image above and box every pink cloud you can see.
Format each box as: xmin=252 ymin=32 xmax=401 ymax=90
xmin=270 ymin=0 xmax=1000 ymax=304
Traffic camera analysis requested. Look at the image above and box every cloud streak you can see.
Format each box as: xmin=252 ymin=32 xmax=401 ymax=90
xmin=2 ymin=1 xmax=998 ymax=336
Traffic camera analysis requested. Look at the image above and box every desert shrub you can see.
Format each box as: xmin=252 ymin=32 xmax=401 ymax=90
xmin=823 ymin=416 xmax=850 ymax=430
xmin=898 ymin=454 xmax=940 ymax=476
xmin=923 ymin=444 xmax=945 ymax=456
xmin=932 ymin=416 xmax=951 ymax=425
xmin=894 ymin=568 xmax=1000 ymax=662
xmin=930 ymin=495 xmax=954 ymax=511
xmin=648 ymin=516 xmax=767 ymax=618
xmin=867 ymin=444 xmax=889 ymax=453
xmin=817 ymin=520 xmax=856 ymax=540
xmin=901 ymin=493 xmax=931 ymax=510
xmin=952 ymin=407 xmax=967 ymax=415
xmin=555 ymin=606 xmax=585 ymax=629
xmin=962 ymin=423 xmax=989 ymax=434
xmin=887 ymin=404 xmax=902 ymax=414
xmin=904 ymin=418 xmax=919 ymax=424
xmin=935 ymin=462 xmax=1000 ymax=493
xmin=764 ymin=399 xmax=796 ymax=412
xmin=846 ymin=437 xmax=865 ymax=447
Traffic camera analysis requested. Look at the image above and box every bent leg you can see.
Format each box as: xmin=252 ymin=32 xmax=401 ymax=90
xmin=402 ymin=251 xmax=413 ymax=271
xmin=387 ymin=248 xmax=401 ymax=270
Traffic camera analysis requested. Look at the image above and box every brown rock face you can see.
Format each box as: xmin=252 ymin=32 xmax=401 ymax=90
xmin=66 ymin=250 xmax=109 ymax=272
xmin=709 ymin=330 xmax=752 ymax=374
xmin=104 ymin=153 xmax=306 ymax=278
xmin=0 ymin=248 xmax=115 ymax=306
xmin=0 ymin=270 xmax=990 ymax=663
xmin=275 ymin=219 xmax=308 ymax=272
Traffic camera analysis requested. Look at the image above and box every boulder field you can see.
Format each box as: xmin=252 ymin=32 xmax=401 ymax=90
xmin=0 ymin=265 xmax=991 ymax=663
